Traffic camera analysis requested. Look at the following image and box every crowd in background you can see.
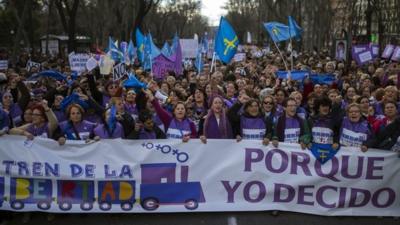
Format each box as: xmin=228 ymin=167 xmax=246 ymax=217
xmin=1 ymin=46 xmax=400 ymax=153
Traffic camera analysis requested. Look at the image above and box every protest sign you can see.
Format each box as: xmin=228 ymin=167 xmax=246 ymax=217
xmin=99 ymin=55 xmax=114 ymax=75
xmin=26 ymin=60 xmax=41 ymax=72
xmin=180 ymin=39 xmax=198 ymax=59
xmin=391 ymin=46 xmax=400 ymax=61
xmin=69 ymin=52 xmax=91 ymax=74
xmin=86 ymin=57 xmax=98 ymax=72
xmin=354 ymin=49 xmax=373 ymax=65
xmin=112 ymin=63 xmax=127 ymax=80
xmin=382 ymin=45 xmax=395 ymax=59
xmin=233 ymin=53 xmax=246 ymax=62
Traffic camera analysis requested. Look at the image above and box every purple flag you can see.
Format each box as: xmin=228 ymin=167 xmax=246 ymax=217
xmin=152 ymin=54 xmax=176 ymax=79
xmin=382 ymin=44 xmax=395 ymax=58
xmin=169 ymin=39 xmax=183 ymax=76
xmin=391 ymin=46 xmax=400 ymax=61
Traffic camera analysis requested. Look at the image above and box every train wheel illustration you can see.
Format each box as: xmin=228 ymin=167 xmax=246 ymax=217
xmin=99 ymin=202 xmax=112 ymax=211
xmin=37 ymin=201 xmax=51 ymax=210
xmin=58 ymin=201 xmax=72 ymax=211
xmin=184 ymin=199 xmax=198 ymax=210
xmin=10 ymin=201 xmax=24 ymax=210
xmin=120 ymin=202 xmax=134 ymax=211
xmin=80 ymin=201 xmax=93 ymax=211
xmin=141 ymin=198 xmax=159 ymax=211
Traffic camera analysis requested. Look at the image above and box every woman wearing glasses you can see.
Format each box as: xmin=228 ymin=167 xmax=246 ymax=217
xmin=339 ymin=103 xmax=373 ymax=150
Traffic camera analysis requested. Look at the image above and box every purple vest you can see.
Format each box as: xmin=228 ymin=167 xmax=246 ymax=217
xmin=93 ymin=122 xmax=124 ymax=139
xmin=60 ymin=120 xmax=96 ymax=140
xmin=102 ymin=94 xmax=111 ymax=107
xmin=340 ymin=117 xmax=371 ymax=147
xmin=9 ymin=103 xmax=23 ymax=126
xmin=26 ymin=123 xmax=49 ymax=138
xmin=166 ymin=118 xmax=192 ymax=139
xmin=204 ymin=114 xmax=232 ymax=139
xmin=240 ymin=116 xmax=266 ymax=140
xmin=124 ymin=103 xmax=138 ymax=120
xmin=138 ymin=128 xmax=157 ymax=139
xmin=311 ymin=117 xmax=334 ymax=144
xmin=283 ymin=117 xmax=301 ymax=143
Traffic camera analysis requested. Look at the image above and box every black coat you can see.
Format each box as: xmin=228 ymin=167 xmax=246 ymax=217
xmin=365 ymin=117 xmax=400 ymax=150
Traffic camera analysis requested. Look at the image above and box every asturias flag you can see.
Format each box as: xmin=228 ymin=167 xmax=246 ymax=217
xmin=136 ymin=28 xmax=145 ymax=63
xmin=263 ymin=22 xmax=291 ymax=43
xmin=214 ymin=17 xmax=239 ymax=64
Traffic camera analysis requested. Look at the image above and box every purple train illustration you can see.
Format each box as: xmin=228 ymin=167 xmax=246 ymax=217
xmin=139 ymin=163 xmax=205 ymax=211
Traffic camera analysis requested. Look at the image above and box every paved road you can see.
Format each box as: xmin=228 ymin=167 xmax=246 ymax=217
xmin=2 ymin=211 xmax=399 ymax=225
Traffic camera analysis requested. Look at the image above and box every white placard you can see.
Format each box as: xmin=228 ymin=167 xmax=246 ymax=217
xmin=180 ymin=39 xmax=199 ymax=59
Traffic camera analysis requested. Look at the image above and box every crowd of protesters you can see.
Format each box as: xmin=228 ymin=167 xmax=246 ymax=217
xmin=1 ymin=46 xmax=400 ymax=154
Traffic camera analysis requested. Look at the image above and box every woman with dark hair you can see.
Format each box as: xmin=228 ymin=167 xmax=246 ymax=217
xmin=127 ymin=110 xmax=166 ymax=139
xmin=227 ymin=94 xmax=272 ymax=144
xmin=272 ymin=98 xmax=311 ymax=149
xmin=362 ymin=116 xmax=400 ymax=152
xmin=123 ymin=89 xmax=139 ymax=120
xmin=57 ymin=103 xmax=98 ymax=145
xmin=199 ymin=95 xmax=233 ymax=143
xmin=87 ymin=71 xmax=122 ymax=107
xmin=9 ymin=100 xmax=58 ymax=139
xmin=274 ymin=88 xmax=287 ymax=114
xmin=1 ymin=74 xmax=31 ymax=126
xmin=93 ymin=105 xmax=125 ymax=139
xmin=308 ymin=96 xmax=340 ymax=149
xmin=145 ymin=90 xmax=197 ymax=142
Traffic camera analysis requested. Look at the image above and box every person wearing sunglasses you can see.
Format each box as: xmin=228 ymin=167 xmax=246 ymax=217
xmin=340 ymin=103 xmax=373 ymax=151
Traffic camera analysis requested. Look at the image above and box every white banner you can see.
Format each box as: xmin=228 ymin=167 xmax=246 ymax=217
xmin=0 ymin=135 xmax=399 ymax=216
xmin=180 ymin=39 xmax=198 ymax=59
xmin=68 ymin=52 xmax=90 ymax=74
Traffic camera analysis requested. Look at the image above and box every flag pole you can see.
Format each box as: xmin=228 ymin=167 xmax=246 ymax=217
xmin=198 ymin=52 xmax=202 ymax=75
xmin=210 ymin=51 xmax=216 ymax=73
xmin=272 ymin=40 xmax=289 ymax=72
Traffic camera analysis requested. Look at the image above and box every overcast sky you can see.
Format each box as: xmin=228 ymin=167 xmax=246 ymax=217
xmin=201 ymin=0 xmax=228 ymax=26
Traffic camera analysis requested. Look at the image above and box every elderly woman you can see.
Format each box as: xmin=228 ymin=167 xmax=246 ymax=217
xmin=199 ymin=95 xmax=233 ymax=143
xmin=339 ymin=103 xmax=373 ymax=150
xmin=58 ymin=103 xmax=98 ymax=145
xmin=9 ymin=100 xmax=58 ymax=139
